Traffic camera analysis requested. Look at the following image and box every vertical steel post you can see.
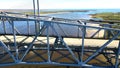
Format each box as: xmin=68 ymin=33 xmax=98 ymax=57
xmin=46 ymin=23 xmax=51 ymax=62
xmin=12 ymin=21 xmax=18 ymax=62
xmin=27 ymin=17 xmax=30 ymax=35
xmin=37 ymin=0 xmax=40 ymax=16
xmin=33 ymin=0 xmax=40 ymax=34
xmin=84 ymin=22 xmax=86 ymax=37
xmin=33 ymin=0 xmax=36 ymax=18
xmin=2 ymin=19 xmax=7 ymax=34
xmin=81 ymin=26 xmax=85 ymax=63
xmin=37 ymin=0 xmax=40 ymax=33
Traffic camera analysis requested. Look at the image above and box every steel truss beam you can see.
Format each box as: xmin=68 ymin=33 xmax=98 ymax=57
xmin=0 ymin=15 xmax=120 ymax=68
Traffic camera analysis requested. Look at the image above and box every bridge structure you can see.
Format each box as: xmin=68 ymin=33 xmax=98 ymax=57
xmin=0 ymin=11 xmax=120 ymax=68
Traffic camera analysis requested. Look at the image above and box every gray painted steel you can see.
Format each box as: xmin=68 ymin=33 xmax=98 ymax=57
xmin=0 ymin=12 xmax=120 ymax=68
xmin=0 ymin=14 xmax=105 ymax=38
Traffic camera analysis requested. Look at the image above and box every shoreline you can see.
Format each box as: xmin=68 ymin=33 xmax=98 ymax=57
xmin=40 ymin=11 xmax=71 ymax=15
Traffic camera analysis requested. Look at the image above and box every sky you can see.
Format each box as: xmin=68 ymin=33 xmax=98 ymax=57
xmin=0 ymin=0 xmax=120 ymax=9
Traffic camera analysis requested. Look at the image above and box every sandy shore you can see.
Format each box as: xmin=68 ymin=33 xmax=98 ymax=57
xmin=0 ymin=35 xmax=119 ymax=48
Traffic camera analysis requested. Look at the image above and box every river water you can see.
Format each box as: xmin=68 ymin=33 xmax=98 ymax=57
xmin=42 ymin=9 xmax=120 ymax=19
xmin=45 ymin=12 xmax=91 ymax=19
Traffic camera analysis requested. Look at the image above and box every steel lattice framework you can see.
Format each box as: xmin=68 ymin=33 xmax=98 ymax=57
xmin=0 ymin=12 xmax=120 ymax=68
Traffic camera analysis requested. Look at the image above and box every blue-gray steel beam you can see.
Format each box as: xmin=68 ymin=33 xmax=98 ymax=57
xmin=33 ymin=0 xmax=36 ymax=18
xmin=20 ymin=37 xmax=29 ymax=43
xmin=0 ymin=14 xmax=120 ymax=67
xmin=12 ymin=21 xmax=19 ymax=62
xmin=30 ymin=36 xmax=46 ymax=44
xmin=54 ymin=51 xmax=76 ymax=63
xmin=19 ymin=62 xmax=94 ymax=68
xmin=19 ymin=33 xmax=38 ymax=61
xmin=84 ymin=52 xmax=106 ymax=65
xmin=0 ymin=41 xmax=16 ymax=62
xmin=8 ymin=20 xmax=21 ymax=34
xmin=0 ymin=15 xmax=120 ymax=31
xmin=115 ymin=40 xmax=120 ymax=68
xmin=47 ymin=21 xmax=120 ymax=31
xmin=49 ymin=23 xmax=80 ymax=63
xmin=81 ymin=27 xmax=85 ymax=63
xmin=2 ymin=19 xmax=7 ymax=34
xmin=32 ymin=0 xmax=40 ymax=35
xmin=19 ymin=25 xmax=47 ymax=61
xmin=84 ymin=32 xmax=120 ymax=63
xmin=102 ymin=52 xmax=113 ymax=65
xmin=3 ymin=35 xmax=12 ymax=42
xmin=27 ymin=19 xmax=30 ymax=35
xmin=91 ymin=29 xmax=102 ymax=38
xmin=37 ymin=0 xmax=40 ymax=16
xmin=46 ymin=23 xmax=51 ymax=62
xmin=0 ymin=62 xmax=94 ymax=67
xmin=32 ymin=50 xmax=47 ymax=62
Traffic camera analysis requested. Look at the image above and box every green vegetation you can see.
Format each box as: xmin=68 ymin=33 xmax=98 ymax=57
xmin=92 ymin=12 xmax=120 ymax=27
xmin=23 ymin=10 xmax=89 ymax=15
xmin=92 ymin=12 xmax=120 ymax=21
xmin=23 ymin=12 xmax=34 ymax=15
xmin=91 ymin=12 xmax=120 ymax=26
xmin=92 ymin=12 xmax=120 ymax=39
